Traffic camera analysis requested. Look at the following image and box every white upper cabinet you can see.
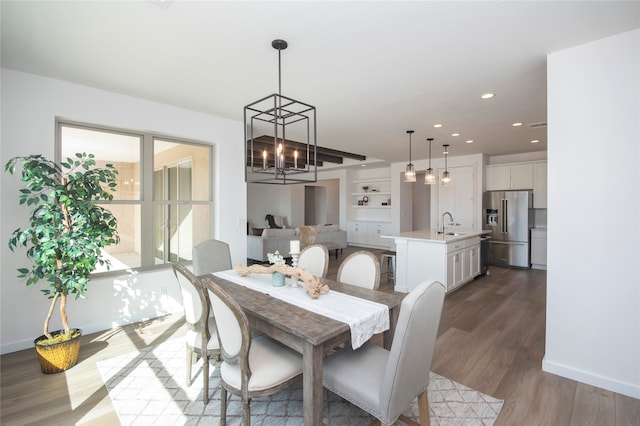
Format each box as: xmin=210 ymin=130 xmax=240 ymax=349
xmin=485 ymin=161 xmax=547 ymax=208
xmin=510 ymin=163 xmax=534 ymax=189
xmin=486 ymin=163 xmax=533 ymax=190
xmin=485 ymin=165 xmax=511 ymax=190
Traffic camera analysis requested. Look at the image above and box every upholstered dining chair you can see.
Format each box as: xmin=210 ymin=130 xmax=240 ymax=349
xmin=172 ymin=263 xmax=220 ymax=404
xmin=297 ymin=243 xmax=329 ymax=278
xmin=192 ymin=239 xmax=232 ymax=276
xmin=336 ymin=249 xmax=381 ymax=290
xmin=201 ymin=276 xmax=303 ymax=426
xmin=322 ymin=279 xmax=446 ymax=426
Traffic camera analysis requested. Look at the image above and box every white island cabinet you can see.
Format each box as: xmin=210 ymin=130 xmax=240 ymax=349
xmin=381 ymin=229 xmax=487 ymax=293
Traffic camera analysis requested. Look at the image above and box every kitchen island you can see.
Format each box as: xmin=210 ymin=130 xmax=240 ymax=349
xmin=381 ymin=229 xmax=489 ymax=293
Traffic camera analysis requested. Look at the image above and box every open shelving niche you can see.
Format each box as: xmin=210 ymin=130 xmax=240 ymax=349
xmin=348 ymin=176 xmax=393 ymax=249
xmin=349 ymin=177 xmax=391 ymax=222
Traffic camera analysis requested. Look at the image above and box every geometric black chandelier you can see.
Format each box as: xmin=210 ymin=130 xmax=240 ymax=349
xmin=244 ymin=39 xmax=317 ymax=184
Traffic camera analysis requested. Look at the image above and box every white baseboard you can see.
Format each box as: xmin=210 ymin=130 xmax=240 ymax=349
xmin=542 ymin=356 xmax=640 ymax=399
xmin=0 ymin=308 xmax=182 ymax=355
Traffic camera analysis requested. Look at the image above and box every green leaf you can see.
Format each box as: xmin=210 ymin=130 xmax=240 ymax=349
xmin=5 ymin=152 xmax=119 ymax=307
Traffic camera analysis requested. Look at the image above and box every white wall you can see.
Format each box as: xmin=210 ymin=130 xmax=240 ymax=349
xmin=304 ymin=179 xmax=340 ymax=225
xmin=544 ymin=29 xmax=639 ymax=398
xmin=247 ymin=168 xmax=348 ymax=230
xmin=412 ymin=172 xmax=431 ymax=230
xmin=0 ymin=69 xmax=246 ymax=354
xmin=246 ymin=184 xmax=294 ymax=228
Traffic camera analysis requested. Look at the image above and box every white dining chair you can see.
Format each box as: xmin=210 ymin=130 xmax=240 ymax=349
xmin=192 ymin=239 xmax=232 ymax=276
xmin=201 ymin=276 xmax=303 ymax=426
xmin=322 ymin=279 xmax=446 ymax=426
xmin=297 ymin=243 xmax=329 ymax=278
xmin=337 ymin=250 xmax=381 ymax=290
xmin=172 ymin=263 xmax=220 ymax=404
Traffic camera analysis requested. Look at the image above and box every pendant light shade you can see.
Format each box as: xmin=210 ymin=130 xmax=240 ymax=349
xmin=424 ymin=137 xmax=436 ymax=185
xmin=404 ymin=130 xmax=416 ymax=183
xmin=442 ymin=144 xmax=451 ymax=185
xmin=244 ymin=39 xmax=317 ymax=185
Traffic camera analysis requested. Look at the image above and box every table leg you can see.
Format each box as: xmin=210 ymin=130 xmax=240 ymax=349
xmin=302 ymin=341 xmax=323 ymax=426
xmin=383 ymin=305 xmax=400 ymax=350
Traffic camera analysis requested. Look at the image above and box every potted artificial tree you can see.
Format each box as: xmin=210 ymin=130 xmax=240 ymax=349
xmin=5 ymin=153 xmax=119 ymax=373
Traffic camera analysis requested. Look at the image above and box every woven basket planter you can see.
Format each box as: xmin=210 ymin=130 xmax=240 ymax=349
xmin=34 ymin=329 xmax=82 ymax=374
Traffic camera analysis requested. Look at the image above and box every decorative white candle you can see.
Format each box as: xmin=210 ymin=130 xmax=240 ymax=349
xmin=262 ymin=150 xmax=267 ymax=169
xmin=277 ymin=144 xmax=283 ymax=168
xmin=294 ymin=150 xmax=298 ymax=169
xmin=290 ymin=240 xmax=300 ymax=254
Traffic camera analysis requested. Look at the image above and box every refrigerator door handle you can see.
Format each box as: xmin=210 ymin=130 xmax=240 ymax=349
xmin=500 ymin=199 xmax=506 ymax=233
xmin=490 ymin=240 xmax=527 ymax=245
xmin=503 ymin=199 xmax=508 ymax=234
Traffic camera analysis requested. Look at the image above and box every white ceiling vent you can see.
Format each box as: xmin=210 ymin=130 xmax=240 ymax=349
xmin=527 ymin=121 xmax=547 ymax=129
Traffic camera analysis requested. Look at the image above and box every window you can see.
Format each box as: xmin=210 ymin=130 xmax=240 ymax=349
xmin=57 ymin=121 xmax=214 ymax=273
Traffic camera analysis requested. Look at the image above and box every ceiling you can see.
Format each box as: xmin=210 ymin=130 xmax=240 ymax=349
xmin=2 ymin=1 xmax=638 ymax=167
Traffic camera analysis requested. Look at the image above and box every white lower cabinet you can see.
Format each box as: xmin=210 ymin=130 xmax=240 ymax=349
xmin=347 ymin=222 xmax=366 ymax=245
xmin=368 ymin=222 xmax=392 ymax=248
xmin=469 ymin=244 xmax=480 ymax=277
xmin=444 ymin=238 xmax=480 ymax=292
xmin=446 ymin=250 xmax=464 ymax=290
xmin=531 ymin=228 xmax=547 ymax=270
xmin=347 ymin=221 xmax=393 ymax=249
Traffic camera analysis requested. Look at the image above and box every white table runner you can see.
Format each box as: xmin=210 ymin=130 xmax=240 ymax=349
xmin=212 ymin=269 xmax=389 ymax=349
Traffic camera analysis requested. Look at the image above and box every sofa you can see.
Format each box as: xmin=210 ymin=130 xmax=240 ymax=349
xmin=247 ymin=228 xmax=298 ymax=262
xmin=247 ymin=225 xmax=347 ymax=262
xmin=298 ymin=224 xmax=347 ymax=257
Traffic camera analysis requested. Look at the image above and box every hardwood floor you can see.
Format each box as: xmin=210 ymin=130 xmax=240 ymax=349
xmin=1 ymin=246 xmax=638 ymax=425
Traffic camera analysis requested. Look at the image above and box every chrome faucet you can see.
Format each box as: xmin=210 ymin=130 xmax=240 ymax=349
xmin=440 ymin=211 xmax=454 ymax=234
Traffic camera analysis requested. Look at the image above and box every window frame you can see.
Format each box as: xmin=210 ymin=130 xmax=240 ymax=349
xmin=55 ymin=118 xmax=215 ymax=276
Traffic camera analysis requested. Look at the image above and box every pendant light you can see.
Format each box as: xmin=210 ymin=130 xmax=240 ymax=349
xmin=424 ymin=137 xmax=436 ymax=185
xmin=442 ymin=144 xmax=451 ymax=185
xmin=244 ymin=39 xmax=317 ymax=185
xmin=404 ymin=130 xmax=416 ymax=183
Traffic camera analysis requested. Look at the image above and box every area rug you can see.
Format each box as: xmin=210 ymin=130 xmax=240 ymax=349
xmin=97 ymin=338 xmax=503 ymax=425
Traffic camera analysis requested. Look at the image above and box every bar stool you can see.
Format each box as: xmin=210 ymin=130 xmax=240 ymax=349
xmin=380 ymin=250 xmax=396 ymax=285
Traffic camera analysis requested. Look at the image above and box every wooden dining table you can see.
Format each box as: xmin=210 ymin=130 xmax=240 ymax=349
xmin=203 ymin=273 xmax=405 ymax=426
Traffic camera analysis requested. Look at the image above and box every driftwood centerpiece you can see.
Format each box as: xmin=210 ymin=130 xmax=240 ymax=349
xmin=234 ymin=264 xmax=330 ymax=299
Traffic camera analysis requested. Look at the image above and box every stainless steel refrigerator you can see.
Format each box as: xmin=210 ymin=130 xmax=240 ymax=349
xmin=483 ymin=190 xmax=533 ymax=268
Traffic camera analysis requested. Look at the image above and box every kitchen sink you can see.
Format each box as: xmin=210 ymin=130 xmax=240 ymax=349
xmin=445 ymin=232 xmax=466 ymax=236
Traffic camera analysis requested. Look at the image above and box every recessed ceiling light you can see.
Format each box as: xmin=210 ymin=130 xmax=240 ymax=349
xmin=512 ymin=122 xmax=523 ymax=127
xmin=531 ymin=139 xmax=540 ymax=144
xmin=361 ymin=164 xmax=367 ymax=167
xmin=481 ymin=93 xmax=495 ymax=99
xmin=466 ymin=140 xmax=474 ymax=144
xmin=451 ymin=133 xmax=460 ymax=137
xmin=433 ymin=124 xmax=443 ymax=128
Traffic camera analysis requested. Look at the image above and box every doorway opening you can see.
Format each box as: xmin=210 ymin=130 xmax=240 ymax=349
xmin=304 ymin=179 xmax=339 ymax=225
